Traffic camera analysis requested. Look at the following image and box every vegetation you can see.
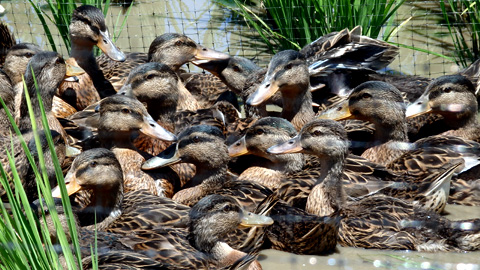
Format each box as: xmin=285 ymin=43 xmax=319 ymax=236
xmin=27 ymin=0 xmax=130 ymax=55
xmin=232 ymin=0 xmax=406 ymax=52
xmin=0 ymin=74 xmax=90 ymax=269
xmin=440 ymin=0 xmax=480 ymax=67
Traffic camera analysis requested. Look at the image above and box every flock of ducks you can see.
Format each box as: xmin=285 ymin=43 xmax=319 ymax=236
xmin=1 ymin=4 xmax=480 ymax=269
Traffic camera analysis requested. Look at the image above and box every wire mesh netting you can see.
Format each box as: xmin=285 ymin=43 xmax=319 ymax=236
xmin=0 ymin=0 xmax=479 ymax=77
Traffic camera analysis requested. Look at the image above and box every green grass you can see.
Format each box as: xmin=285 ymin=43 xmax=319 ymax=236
xmin=0 ymin=72 xmax=93 ymax=269
xmin=232 ymin=0 xmax=406 ymax=53
xmin=27 ymin=0 xmax=130 ymax=55
xmin=439 ymin=0 xmax=480 ymax=68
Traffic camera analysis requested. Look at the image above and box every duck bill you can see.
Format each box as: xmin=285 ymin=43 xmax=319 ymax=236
xmin=246 ymin=78 xmax=279 ymax=106
xmin=64 ymin=59 xmax=85 ymax=82
xmin=191 ymin=46 xmax=230 ymax=65
xmin=228 ymin=136 xmax=249 ymax=157
xmin=140 ymin=114 xmax=177 ymax=142
xmin=405 ymin=94 xmax=432 ymax=118
xmin=51 ymin=171 xmax=82 ymax=198
xmin=142 ymin=143 xmax=181 ymax=170
xmin=267 ymin=136 xmax=303 ymax=154
xmin=316 ymin=99 xmax=353 ymax=121
xmin=97 ymin=30 xmax=126 ymax=62
xmin=117 ymin=83 xmax=133 ymax=97
xmin=239 ymin=210 xmax=274 ymax=228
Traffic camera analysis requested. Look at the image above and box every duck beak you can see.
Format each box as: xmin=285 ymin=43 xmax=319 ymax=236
xmin=267 ymin=135 xmax=303 ymax=154
xmin=65 ymin=59 xmax=85 ymax=78
xmin=228 ymin=136 xmax=249 ymax=157
xmin=406 ymin=94 xmax=432 ymax=118
xmin=316 ymin=99 xmax=353 ymax=121
xmin=117 ymin=83 xmax=133 ymax=97
xmin=140 ymin=114 xmax=177 ymax=142
xmin=246 ymin=76 xmax=279 ymax=106
xmin=51 ymin=171 xmax=82 ymax=198
xmin=191 ymin=46 xmax=230 ymax=64
xmin=142 ymin=143 xmax=181 ymax=170
xmin=66 ymin=145 xmax=81 ymax=157
xmin=239 ymin=210 xmax=274 ymax=228
xmin=97 ymin=30 xmax=126 ymax=62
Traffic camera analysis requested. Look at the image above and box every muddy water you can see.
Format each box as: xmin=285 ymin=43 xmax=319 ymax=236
xmin=260 ymin=204 xmax=480 ymax=270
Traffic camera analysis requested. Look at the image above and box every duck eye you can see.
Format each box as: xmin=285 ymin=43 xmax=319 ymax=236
xmin=175 ymin=40 xmax=183 ymax=46
xmin=121 ymin=108 xmax=131 ymax=114
xmin=146 ymin=74 xmax=155 ymax=80
xmin=233 ymin=65 xmax=241 ymax=72
xmin=192 ymin=136 xmax=200 ymax=143
xmin=25 ymin=52 xmax=34 ymax=58
xmin=90 ymin=161 xmax=97 ymax=167
xmin=313 ymin=130 xmax=322 ymax=136
xmin=285 ymin=64 xmax=292 ymax=70
xmin=444 ymin=87 xmax=452 ymax=93
xmin=221 ymin=204 xmax=232 ymax=212
xmin=361 ymin=93 xmax=372 ymax=99
xmin=55 ymin=57 xmax=64 ymax=65
xmin=255 ymin=128 xmax=264 ymax=135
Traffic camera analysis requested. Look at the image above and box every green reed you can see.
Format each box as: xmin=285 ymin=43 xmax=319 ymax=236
xmin=440 ymin=0 xmax=480 ymax=68
xmin=0 ymin=72 xmax=95 ymax=269
xmin=233 ymin=0 xmax=405 ymax=53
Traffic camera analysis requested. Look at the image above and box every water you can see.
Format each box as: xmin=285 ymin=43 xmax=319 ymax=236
xmin=260 ymin=204 xmax=480 ymax=269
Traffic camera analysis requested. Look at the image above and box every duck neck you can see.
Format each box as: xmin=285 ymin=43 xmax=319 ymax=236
xmin=281 ymin=86 xmax=315 ymax=131
xmin=306 ymin=153 xmax=346 ymax=217
xmin=70 ymin=43 xmax=116 ymax=98
xmin=191 ymin=165 xmax=228 ymax=189
xmin=265 ymin=152 xmax=304 ymax=173
xmin=99 ymin=130 xmax=136 ymax=150
xmin=372 ymin=117 xmax=408 ymax=145
xmin=18 ymin=86 xmax=54 ymax=132
xmin=84 ymin=182 xmax=124 ymax=230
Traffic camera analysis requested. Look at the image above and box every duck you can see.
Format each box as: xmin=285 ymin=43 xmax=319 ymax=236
xmin=30 ymin=197 xmax=164 ymax=269
xmin=247 ymin=50 xmax=314 ymax=131
xmin=94 ymin=94 xmax=178 ymax=197
xmin=0 ymin=129 xmax=66 ymax=202
xmin=231 ymin=117 xmax=460 ymax=213
xmin=98 ymin=33 xmax=230 ymax=111
xmin=143 ymin=125 xmax=340 ymax=255
xmin=52 ymin=148 xmax=190 ymax=232
xmin=51 ymin=147 xmax=275 ymax=261
xmin=267 ymin=119 xmax=480 ymax=251
xmin=0 ymin=21 xmax=15 ymax=68
xmin=406 ymin=74 xmax=480 ymax=142
xmin=120 ymin=194 xmax=272 ymax=269
xmin=2 ymin=42 xmax=80 ymax=121
xmin=0 ymin=69 xmax=14 ymax=136
xmin=58 ymin=5 xmax=126 ymax=111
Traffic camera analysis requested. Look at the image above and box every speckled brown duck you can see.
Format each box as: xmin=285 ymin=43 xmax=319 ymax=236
xmin=95 ymin=94 xmax=179 ymax=197
xmin=268 ymin=119 xmax=480 ymax=251
xmin=406 ymin=74 xmax=480 ymax=142
xmin=3 ymin=42 xmax=79 ymax=120
xmin=143 ymin=125 xmax=340 ymax=255
xmin=119 ymin=194 xmax=272 ymax=270
xmin=0 ymin=22 xmax=15 ymax=69
xmin=51 ymin=148 xmax=273 ymax=267
xmin=98 ymin=33 xmax=230 ymax=111
xmin=58 ymin=5 xmax=126 ymax=111
xmin=247 ymin=50 xmax=315 ymax=131
xmin=231 ymin=117 xmax=460 ymax=213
